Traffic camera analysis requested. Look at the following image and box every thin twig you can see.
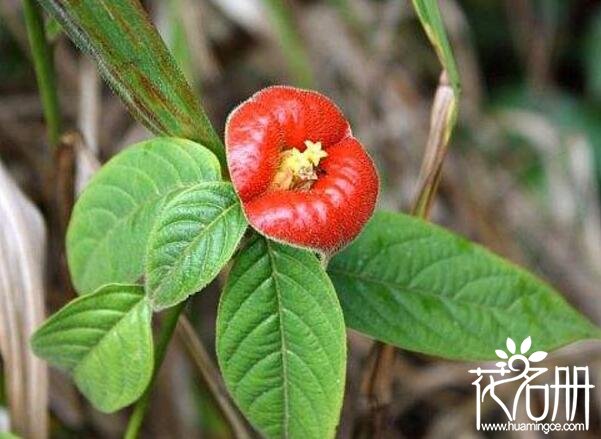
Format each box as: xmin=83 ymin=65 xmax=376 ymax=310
xmin=46 ymin=132 xmax=78 ymax=299
xmin=177 ymin=316 xmax=254 ymax=439
xmin=22 ymin=0 xmax=61 ymax=147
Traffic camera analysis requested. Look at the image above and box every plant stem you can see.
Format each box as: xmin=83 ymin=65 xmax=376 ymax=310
xmin=23 ymin=0 xmax=61 ymax=146
xmin=177 ymin=317 xmax=254 ymax=439
xmin=124 ymin=301 xmax=186 ymax=439
xmin=319 ymin=253 xmax=331 ymax=270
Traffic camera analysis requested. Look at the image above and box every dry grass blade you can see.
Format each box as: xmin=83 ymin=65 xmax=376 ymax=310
xmin=60 ymin=131 xmax=101 ymax=195
xmin=411 ymin=71 xmax=456 ymax=217
xmin=78 ymin=57 xmax=100 ymax=156
xmin=0 ymin=161 xmax=48 ymax=439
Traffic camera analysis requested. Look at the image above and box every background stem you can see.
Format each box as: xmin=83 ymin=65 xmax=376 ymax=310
xmin=124 ymin=301 xmax=186 ymax=439
xmin=177 ymin=317 xmax=254 ymax=439
xmin=23 ymin=0 xmax=61 ymax=146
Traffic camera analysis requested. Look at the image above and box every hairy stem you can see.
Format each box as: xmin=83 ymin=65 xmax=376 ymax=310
xmin=23 ymin=0 xmax=61 ymax=146
xmin=124 ymin=301 xmax=186 ymax=439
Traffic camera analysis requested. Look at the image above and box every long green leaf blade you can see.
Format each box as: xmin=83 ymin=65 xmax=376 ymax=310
xmin=217 ymin=236 xmax=346 ymax=439
xmin=36 ymin=0 xmax=225 ymax=163
xmin=328 ymin=211 xmax=601 ymax=361
xmin=31 ymin=284 xmax=153 ymax=412
xmin=67 ymin=137 xmax=221 ymax=294
xmin=146 ymin=182 xmax=248 ymax=310
xmin=412 ymin=0 xmax=460 ymax=96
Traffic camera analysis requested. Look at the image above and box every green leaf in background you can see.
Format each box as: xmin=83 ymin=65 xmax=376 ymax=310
xmin=328 ymin=211 xmax=601 ymax=361
xmin=412 ymin=0 xmax=460 ymax=97
xmin=216 ymin=236 xmax=346 ymax=439
xmin=146 ymin=182 xmax=247 ymax=310
xmin=36 ymin=0 xmax=225 ymax=164
xmin=30 ymin=284 xmax=153 ymax=412
xmin=67 ymin=137 xmax=221 ymax=294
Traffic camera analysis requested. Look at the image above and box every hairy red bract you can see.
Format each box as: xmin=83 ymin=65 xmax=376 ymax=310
xmin=225 ymin=86 xmax=379 ymax=253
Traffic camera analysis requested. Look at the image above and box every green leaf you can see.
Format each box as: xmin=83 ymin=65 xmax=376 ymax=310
xmin=146 ymin=182 xmax=248 ymax=310
xmin=30 ymin=284 xmax=153 ymax=412
xmin=328 ymin=211 xmax=601 ymax=361
xmin=36 ymin=0 xmax=225 ymax=164
xmin=67 ymin=137 xmax=221 ymax=294
xmin=411 ymin=0 xmax=460 ymax=97
xmin=216 ymin=236 xmax=346 ymax=439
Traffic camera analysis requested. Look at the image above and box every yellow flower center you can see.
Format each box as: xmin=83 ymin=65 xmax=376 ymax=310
xmin=271 ymin=140 xmax=328 ymax=190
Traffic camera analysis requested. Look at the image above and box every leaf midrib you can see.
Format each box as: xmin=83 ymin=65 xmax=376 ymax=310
xmin=71 ymin=293 xmax=146 ymax=372
xmin=149 ymin=192 xmax=240 ymax=295
xmin=327 ymin=266 xmax=539 ymax=313
xmin=265 ymin=240 xmax=291 ymax=439
xmin=330 ymin=267 xmax=601 ymax=359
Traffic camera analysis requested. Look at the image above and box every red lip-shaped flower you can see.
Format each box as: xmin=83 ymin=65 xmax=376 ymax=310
xmin=225 ymin=86 xmax=379 ymax=253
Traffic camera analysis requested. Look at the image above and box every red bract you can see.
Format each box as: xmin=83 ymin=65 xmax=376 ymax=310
xmin=225 ymin=86 xmax=379 ymax=254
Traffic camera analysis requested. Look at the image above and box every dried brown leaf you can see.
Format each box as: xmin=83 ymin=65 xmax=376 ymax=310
xmin=0 ymin=161 xmax=48 ymax=439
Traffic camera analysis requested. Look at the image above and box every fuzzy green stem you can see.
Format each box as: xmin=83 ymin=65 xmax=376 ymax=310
xmin=23 ymin=0 xmax=61 ymax=146
xmin=124 ymin=301 xmax=186 ymax=439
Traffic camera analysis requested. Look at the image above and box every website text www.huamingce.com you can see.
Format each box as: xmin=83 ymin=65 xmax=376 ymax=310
xmin=480 ymin=422 xmax=586 ymax=434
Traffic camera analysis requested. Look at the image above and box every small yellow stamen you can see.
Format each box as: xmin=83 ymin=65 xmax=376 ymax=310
xmin=304 ymin=140 xmax=328 ymax=166
xmin=271 ymin=140 xmax=327 ymax=190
